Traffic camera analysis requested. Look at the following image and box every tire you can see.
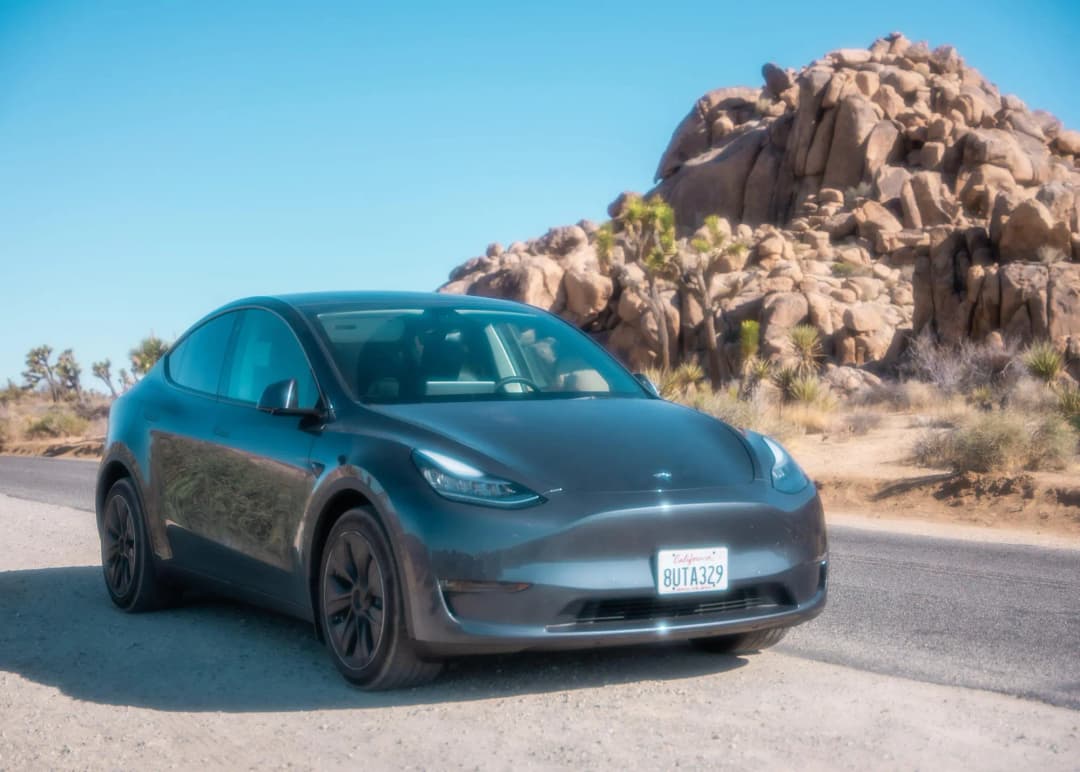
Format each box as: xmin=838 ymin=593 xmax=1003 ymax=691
xmin=100 ymin=478 xmax=178 ymax=612
xmin=319 ymin=508 xmax=442 ymax=690
xmin=690 ymin=627 xmax=788 ymax=654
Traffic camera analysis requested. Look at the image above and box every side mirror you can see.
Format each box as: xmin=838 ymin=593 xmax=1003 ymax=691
xmin=257 ymin=379 xmax=321 ymax=417
xmin=633 ymin=372 xmax=661 ymax=398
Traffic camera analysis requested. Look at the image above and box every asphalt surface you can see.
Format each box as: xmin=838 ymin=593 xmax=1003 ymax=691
xmin=2 ymin=455 xmax=1078 ymax=710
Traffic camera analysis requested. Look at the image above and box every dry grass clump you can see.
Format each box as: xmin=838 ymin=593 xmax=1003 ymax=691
xmin=851 ymin=379 xmax=942 ymax=411
xmin=782 ymin=403 xmax=834 ymax=434
xmin=23 ymin=406 xmax=90 ymax=439
xmin=689 ymin=386 xmax=795 ymax=439
xmin=913 ymin=410 xmax=1075 ymax=473
xmin=831 ymin=409 xmax=884 ymax=436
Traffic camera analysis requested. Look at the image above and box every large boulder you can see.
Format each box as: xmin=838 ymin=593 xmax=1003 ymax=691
xmin=562 ymin=269 xmax=613 ymax=324
xmin=997 ymin=199 xmax=1073 ymax=262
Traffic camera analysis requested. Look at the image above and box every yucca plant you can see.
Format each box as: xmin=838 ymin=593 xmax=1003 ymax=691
xmin=1023 ymin=340 xmax=1063 ymax=384
xmin=771 ymin=365 xmax=799 ymax=402
xmin=670 ymin=361 xmax=706 ymax=393
xmin=786 ymin=375 xmax=824 ymax=404
xmin=739 ymin=319 xmax=760 ymax=364
xmin=641 ymin=362 xmax=705 ymax=400
xmin=789 ymin=324 xmax=823 ymax=377
xmin=738 ymin=356 xmax=772 ymax=401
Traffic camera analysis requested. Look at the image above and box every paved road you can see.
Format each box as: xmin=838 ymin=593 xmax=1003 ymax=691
xmin=2 ymin=455 xmax=1078 ymax=710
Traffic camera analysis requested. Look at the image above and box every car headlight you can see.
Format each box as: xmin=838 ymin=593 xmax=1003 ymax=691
xmin=412 ymin=449 xmax=543 ymax=508
xmin=761 ymin=436 xmax=810 ymax=494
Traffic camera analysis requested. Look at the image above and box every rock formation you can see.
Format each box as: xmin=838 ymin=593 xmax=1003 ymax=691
xmin=440 ymin=33 xmax=1080 ymax=382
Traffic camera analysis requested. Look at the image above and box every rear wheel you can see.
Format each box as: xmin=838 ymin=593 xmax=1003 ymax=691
xmin=100 ymin=478 xmax=177 ymax=611
xmin=691 ymin=627 xmax=788 ymax=654
xmin=319 ymin=508 xmax=442 ymax=689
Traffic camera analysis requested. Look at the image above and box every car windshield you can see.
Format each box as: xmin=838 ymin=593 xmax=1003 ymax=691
xmin=309 ymin=306 xmax=646 ymax=403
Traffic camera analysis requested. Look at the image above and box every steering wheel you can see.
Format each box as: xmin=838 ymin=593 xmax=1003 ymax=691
xmin=494 ymin=376 xmax=543 ymax=393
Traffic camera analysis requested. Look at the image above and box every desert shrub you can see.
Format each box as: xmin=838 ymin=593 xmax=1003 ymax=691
xmin=966 ymin=385 xmax=995 ymax=411
xmin=691 ymin=387 xmax=758 ymax=429
xmin=24 ymin=407 xmax=89 ymax=439
xmin=1026 ymin=415 xmax=1076 ymax=471
xmin=789 ymin=325 xmax=823 ymax=377
xmin=912 ymin=428 xmax=957 ymax=469
xmin=1022 ymin=340 xmax=1063 ymax=384
xmin=850 ymin=379 xmax=941 ymax=411
xmin=691 ymin=386 xmax=794 ymax=440
xmin=904 ymin=331 xmax=1018 ymax=396
xmin=830 ymin=262 xmax=856 ymax=278
xmin=1058 ymin=384 xmax=1080 ymax=430
xmin=1003 ymin=375 xmax=1060 ymax=414
xmin=913 ymin=410 xmax=1074 ymax=473
xmin=833 ymin=410 xmax=883 ymax=436
xmin=0 ymin=380 xmax=24 ymax=405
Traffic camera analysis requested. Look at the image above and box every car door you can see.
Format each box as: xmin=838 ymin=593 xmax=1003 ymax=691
xmin=149 ymin=311 xmax=238 ymax=562
xmin=199 ymin=307 xmax=322 ymax=606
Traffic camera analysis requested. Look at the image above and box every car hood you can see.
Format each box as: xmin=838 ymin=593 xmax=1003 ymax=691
xmin=369 ymin=397 xmax=755 ymax=492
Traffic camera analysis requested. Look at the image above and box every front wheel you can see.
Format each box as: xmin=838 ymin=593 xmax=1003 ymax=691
xmin=690 ymin=627 xmax=788 ymax=654
xmin=319 ymin=508 xmax=442 ymax=690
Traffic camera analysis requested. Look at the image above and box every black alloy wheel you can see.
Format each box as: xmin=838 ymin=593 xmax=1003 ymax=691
xmin=319 ymin=508 xmax=442 ymax=689
xmin=100 ymin=478 xmax=177 ymax=612
xmin=102 ymin=492 xmax=137 ymax=598
xmin=323 ymin=531 xmax=387 ymax=669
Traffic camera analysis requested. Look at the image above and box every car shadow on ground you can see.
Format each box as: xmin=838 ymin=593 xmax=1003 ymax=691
xmin=0 ymin=565 xmax=748 ymax=712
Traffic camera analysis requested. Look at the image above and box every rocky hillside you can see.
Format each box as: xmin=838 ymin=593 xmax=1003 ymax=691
xmin=440 ymin=33 xmax=1080 ymax=385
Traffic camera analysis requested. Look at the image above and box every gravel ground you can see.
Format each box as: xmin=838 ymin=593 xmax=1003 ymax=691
xmin=1 ymin=493 xmax=1078 ymax=770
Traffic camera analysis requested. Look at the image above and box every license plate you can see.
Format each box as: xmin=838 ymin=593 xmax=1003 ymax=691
xmin=656 ymin=547 xmax=728 ymax=595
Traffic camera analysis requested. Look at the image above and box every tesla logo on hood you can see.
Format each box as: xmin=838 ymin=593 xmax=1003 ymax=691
xmin=652 ymin=471 xmax=673 ymax=482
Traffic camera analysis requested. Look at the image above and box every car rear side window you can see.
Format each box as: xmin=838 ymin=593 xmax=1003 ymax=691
xmin=166 ymin=313 xmax=237 ymax=396
xmin=222 ymin=309 xmax=319 ymax=408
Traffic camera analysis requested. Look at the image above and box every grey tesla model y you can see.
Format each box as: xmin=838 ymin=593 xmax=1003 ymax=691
xmin=96 ymin=292 xmax=827 ymax=689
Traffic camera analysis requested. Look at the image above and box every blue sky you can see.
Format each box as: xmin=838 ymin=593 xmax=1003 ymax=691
xmin=2 ymin=0 xmax=1078 ymax=386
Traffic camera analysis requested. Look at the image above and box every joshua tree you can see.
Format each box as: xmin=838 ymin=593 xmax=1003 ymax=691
xmin=129 ymin=335 xmax=169 ymax=380
xmin=92 ymin=359 xmax=118 ymax=397
xmin=22 ymin=345 xmax=62 ymax=402
xmin=55 ymin=349 xmax=83 ymax=402
xmin=687 ymin=215 xmax=749 ymax=384
xmin=598 ymin=194 xmax=679 ymax=369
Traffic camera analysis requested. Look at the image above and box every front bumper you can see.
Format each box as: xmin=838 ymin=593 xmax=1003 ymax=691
xmin=390 ymin=483 xmax=828 ymax=656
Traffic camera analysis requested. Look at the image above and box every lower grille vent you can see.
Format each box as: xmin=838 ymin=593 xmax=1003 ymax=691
xmin=553 ymin=586 xmax=791 ymax=630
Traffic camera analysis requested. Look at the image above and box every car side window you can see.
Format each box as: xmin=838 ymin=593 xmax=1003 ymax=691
xmin=166 ymin=313 xmax=237 ymax=396
xmin=223 ymin=309 xmax=319 ymax=408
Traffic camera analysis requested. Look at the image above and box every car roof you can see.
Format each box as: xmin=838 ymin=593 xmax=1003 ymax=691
xmin=223 ymin=291 xmax=533 ymax=315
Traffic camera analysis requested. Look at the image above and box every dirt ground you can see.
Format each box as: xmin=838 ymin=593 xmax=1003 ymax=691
xmin=788 ymin=413 xmax=1080 ymax=539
